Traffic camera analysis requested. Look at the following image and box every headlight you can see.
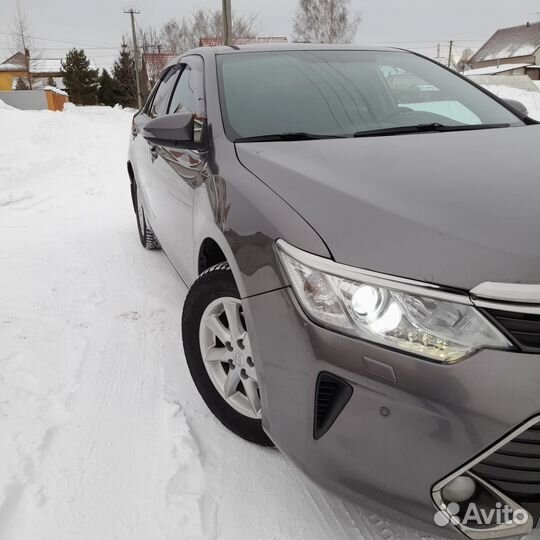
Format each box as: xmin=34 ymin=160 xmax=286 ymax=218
xmin=276 ymin=240 xmax=511 ymax=363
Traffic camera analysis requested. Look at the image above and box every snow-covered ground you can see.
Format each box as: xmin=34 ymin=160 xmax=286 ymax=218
xmin=0 ymin=103 xmax=444 ymax=540
xmin=482 ymin=85 xmax=540 ymax=121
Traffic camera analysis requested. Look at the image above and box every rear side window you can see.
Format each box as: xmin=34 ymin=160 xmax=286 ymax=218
xmin=148 ymin=66 xmax=179 ymax=118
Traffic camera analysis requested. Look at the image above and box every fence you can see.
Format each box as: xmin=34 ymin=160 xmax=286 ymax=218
xmin=0 ymin=88 xmax=69 ymax=111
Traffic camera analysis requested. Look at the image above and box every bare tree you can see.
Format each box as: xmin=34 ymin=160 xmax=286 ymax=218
xmin=159 ymin=9 xmax=259 ymax=54
xmin=293 ymin=0 xmax=361 ymax=44
xmin=140 ymin=25 xmax=161 ymax=54
xmin=10 ymin=1 xmax=42 ymax=89
xmin=457 ymin=47 xmax=475 ymax=72
xmin=159 ymin=19 xmax=184 ymax=54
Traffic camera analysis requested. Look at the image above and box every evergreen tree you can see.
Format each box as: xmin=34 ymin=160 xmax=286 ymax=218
xmin=97 ymin=69 xmax=115 ymax=106
xmin=46 ymin=76 xmax=57 ymax=87
xmin=111 ymin=45 xmax=138 ymax=108
xmin=15 ymin=77 xmax=29 ymax=90
xmin=61 ymin=48 xmax=98 ymax=105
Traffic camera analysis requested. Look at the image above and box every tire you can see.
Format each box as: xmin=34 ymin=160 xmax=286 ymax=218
xmin=134 ymin=183 xmax=160 ymax=250
xmin=182 ymin=264 xmax=273 ymax=446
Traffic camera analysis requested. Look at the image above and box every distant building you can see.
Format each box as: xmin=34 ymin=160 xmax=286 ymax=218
xmin=199 ymin=36 xmax=289 ymax=47
xmin=467 ymin=22 xmax=540 ymax=79
xmin=0 ymin=52 xmax=28 ymax=90
xmin=0 ymin=52 xmax=65 ymax=91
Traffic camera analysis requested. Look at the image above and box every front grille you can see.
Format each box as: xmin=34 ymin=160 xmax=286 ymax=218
xmin=471 ymin=423 xmax=540 ymax=521
xmin=484 ymin=308 xmax=540 ymax=351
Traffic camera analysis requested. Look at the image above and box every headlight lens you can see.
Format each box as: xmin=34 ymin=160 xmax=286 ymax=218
xmin=277 ymin=242 xmax=511 ymax=363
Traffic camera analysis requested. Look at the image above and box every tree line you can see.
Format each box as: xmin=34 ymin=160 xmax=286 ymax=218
xmin=58 ymin=0 xmax=362 ymax=107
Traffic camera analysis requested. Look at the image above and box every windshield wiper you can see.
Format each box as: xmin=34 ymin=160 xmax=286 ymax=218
xmin=353 ymin=123 xmax=511 ymax=138
xmin=234 ymin=132 xmax=348 ymax=143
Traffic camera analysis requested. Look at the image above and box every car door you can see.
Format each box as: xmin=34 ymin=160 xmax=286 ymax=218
xmin=148 ymin=55 xmax=207 ymax=283
xmin=137 ymin=64 xmax=182 ymax=230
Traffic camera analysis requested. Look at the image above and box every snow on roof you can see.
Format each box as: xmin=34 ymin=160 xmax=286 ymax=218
xmin=470 ymin=22 xmax=540 ymax=63
xmin=43 ymin=85 xmax=68 ymax=96
xmin=0 ymin=63 xmax=26 ymax=72
xmin=464 ymin=63 xmax=531 ymax=76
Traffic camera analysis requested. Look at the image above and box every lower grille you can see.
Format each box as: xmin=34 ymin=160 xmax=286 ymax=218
xmin=483 ymin=308 xmax=540 ymax=351
xmin=313 ymin=372 xmax=352 ymax=440
xmin=471 ymin=422 xmax=540 ymax=521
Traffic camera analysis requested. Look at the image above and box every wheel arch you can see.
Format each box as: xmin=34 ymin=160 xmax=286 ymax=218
xmin=194 ymin=230 xmax=247 ymax=296
xmin=198 ymin=237 xmax=227 ymax=275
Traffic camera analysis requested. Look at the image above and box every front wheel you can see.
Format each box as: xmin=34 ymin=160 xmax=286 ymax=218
xmin=182 ymin=263 xmax=273 ymax=446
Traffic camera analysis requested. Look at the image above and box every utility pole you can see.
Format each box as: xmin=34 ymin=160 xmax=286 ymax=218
xmin=124 ymin=8 xmax=143 ymax=109
xmin=448 ymin=40 xmax=453 ymax=68
xmin=436 ymin=43 xmax=440 ymax=58
xmin=222 ymin=0 xmax=233 ymax=46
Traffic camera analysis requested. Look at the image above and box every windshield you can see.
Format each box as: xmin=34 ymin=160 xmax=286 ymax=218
xmin=216 ymin=50 xmax=524 ymax=141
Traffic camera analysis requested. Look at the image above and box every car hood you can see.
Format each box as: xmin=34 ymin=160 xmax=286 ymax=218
xmin=236 ymin=126 xmax=540 ymax=292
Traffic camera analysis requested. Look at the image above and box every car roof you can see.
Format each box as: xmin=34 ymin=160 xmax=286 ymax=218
xmin=168 ymin=43 xmax=404 ymax=66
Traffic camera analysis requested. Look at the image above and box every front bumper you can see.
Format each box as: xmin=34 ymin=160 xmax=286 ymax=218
xmin=243 ymin=286 xmax=540 ymax=539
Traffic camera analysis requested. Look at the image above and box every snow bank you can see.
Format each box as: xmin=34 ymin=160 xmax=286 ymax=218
xmin=0 ymin=98 xmax=15 ymax=110
xmin=481 ymin=84 xmax=540 ymax=121
xmin=0 ymin=105 xmax=207 ymax=540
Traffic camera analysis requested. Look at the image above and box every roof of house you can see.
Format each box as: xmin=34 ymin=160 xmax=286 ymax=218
xmin=0 ymin=52 xmax=26 ymax=72
xmin=464 ymin=62 xmax=531 ymax=76
xmin=470 ymin=22 xmax=540 ymax=63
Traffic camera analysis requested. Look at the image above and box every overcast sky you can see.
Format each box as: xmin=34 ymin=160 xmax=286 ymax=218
xmin=1 ymin=0 xmax=539 ymax=69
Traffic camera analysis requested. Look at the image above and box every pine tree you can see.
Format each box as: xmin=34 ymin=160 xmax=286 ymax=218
xmin=61 ymin=48 xmax=98 ymax=105
xmin=111 ymin=45 xmax=138 ymax=108
xmin=46 ymin=76 xmax=57 ymax=87
xmin=15 ymin=77 xmax=29 ymax=90
xmin=97 ymin=69 xmax=115 ymax=106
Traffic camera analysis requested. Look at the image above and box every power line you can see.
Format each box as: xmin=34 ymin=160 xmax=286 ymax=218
xmin=124 ymin=8 xmax=143 ymax=109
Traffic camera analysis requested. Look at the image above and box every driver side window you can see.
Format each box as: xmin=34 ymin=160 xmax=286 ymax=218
xmin=167 ymin=58 xmax=206 ymax=143
xmin=148 ymin=66 xmax=179 ymax=118
xmin=168 ymin=65 xmax=196 ymax=115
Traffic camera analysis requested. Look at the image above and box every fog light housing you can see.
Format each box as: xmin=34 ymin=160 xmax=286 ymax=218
xmin=442 ymin=475 xmax=477 ymax=503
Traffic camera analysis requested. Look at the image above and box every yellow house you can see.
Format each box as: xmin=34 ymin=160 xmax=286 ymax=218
xmin=0 ymin=52 xmax=29 ymax=91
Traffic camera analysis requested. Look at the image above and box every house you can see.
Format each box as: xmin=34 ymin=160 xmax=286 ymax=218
xmin=0 ymin=52 xmax=28 ymax=90
xmin=0 ymin=52 xmax=65 ymax=91
xmin=467 ymin=22 xmax=540 ymax=79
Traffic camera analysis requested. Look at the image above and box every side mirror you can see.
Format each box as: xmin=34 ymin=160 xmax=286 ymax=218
xmin=504 ymin=98 xmax=528 ymax=117
xmin=143 ymin=111 xmax=194 ymax=144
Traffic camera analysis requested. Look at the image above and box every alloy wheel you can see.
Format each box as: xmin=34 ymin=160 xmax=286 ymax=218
xmin=199 ymin=297 xmax=262 ymax=419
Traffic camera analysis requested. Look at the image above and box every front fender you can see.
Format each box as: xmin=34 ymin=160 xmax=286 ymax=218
xmin=193 ymin=161 xmax=331 ymax=298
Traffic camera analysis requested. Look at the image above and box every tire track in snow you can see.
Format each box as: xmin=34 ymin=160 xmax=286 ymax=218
xmin=0 ymin=106 xmax=206 ymax=540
